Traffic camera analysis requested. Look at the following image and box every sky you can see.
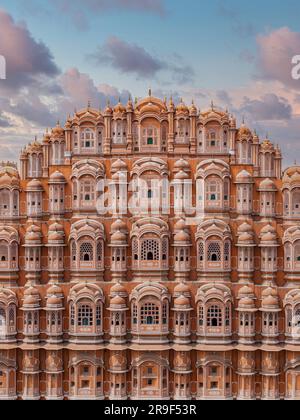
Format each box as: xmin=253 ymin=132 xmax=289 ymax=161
xmin=0 ymin=0 xmax=300 ymax=166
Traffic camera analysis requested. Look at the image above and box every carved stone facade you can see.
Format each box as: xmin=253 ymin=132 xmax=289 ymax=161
xmin=0 ymin=94 xmax=300 ymax=399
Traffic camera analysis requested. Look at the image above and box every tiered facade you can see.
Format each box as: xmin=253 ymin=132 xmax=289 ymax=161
xmin=0 ymin=93 xmax=300 ymax=399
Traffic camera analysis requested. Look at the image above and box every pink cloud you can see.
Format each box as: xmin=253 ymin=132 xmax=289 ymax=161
xmin=257 ymin=27 xmax=300 ymax=90
xmin=0 ymin=9 xmax=59 ymax=89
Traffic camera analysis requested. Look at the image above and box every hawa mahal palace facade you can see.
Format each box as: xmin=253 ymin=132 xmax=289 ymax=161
xmin=0 ymin=92 xmax=300 ymax=400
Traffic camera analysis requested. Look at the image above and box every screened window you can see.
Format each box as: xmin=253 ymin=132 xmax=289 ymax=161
xmin=78 ymin=305 xmax=93 ymax=327
xmin=207 ymin=242 xmax=221 ymax=262
xmin=207 ymin=305 xmax=222 ymax=327
xmin=141 ymin=303 xmax=160 ymax=325
xmin=141 ymin=239 xmax=160 ymax=261
xmin=80 ymin=243 xmax=94 ymax=262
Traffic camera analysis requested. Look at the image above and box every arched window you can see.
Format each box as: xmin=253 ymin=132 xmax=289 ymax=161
xmin=292 ymin=191 xmax=300 ymax=213
xmin=96 ymin=305 xmax=102 ymax=326
xmin=132 ymin=303 xmax=138 ymax=325
xmin=80 ymin=179 xmax=95 ymax=205
xmin=113 ymin=120 xmax=126 ymax=144
xmin=78 ymin=304 xmax=93 ymax=327
xmin=207 ymin=305 xmax=222 ymax=327
xmin=80 ymin=243 xmax=94 ymax=262
xmin=70 ymin=304 xmax=75 ymax=326
xmin=0 ymin=241 xmax=8 ymax=265
xmin=175 ymin=119 xmax=189 ymax=143
xmin=141 ymin=239 xmax=160 ymax=261
xmin=206 ymin=179 xmax=221 ymax=203
xmin=0 ymin=190 xmax=10 ymax=216
xmin=207 ymin=242 xmax=221 ymax=262
xmin=81 ymin=129 xmax=95 ymax=150
xmin=141 ymin=303 xmax=160 ymax=325
xmin=199 ymin=305 xmax=204 ymax=327
xmin=71 ymin=241 xmax=77 ymax=263
xmin=142 ymin=126 xmax=159 ymax=147
xmin=8 ymin=306 xmax=15 ymax=326
xmin=0 ymin=307 xmax=6 ymax=327
xmin=198 ymin=241 xmax=204 ymax=262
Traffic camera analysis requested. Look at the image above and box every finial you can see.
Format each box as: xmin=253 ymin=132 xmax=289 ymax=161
xmin=87 ymin=99 xmax=91 ymax=109
xmin=242 ymin=116 xmax=245 ymax=125
xmin=211 ymin=100 xmax=214 ymax=110
xmin=135 ymin=97 xmax=138 ymax=105
xmin=148 ymin=88 xmax=152 ymax=97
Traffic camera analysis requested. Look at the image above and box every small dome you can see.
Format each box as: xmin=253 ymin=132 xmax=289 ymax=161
xmin=174 ymin=230 xmax=190 ymax=242
xmin=24 ymin=286 xmax=39 ymax=297
xmin=174 ymin=282 xmax=190 ymax=295
xmin=111 ymin=230 xmax=126 ymax=242
xmin=174 ymin=159 xmax=190 ymax=171
xmin=49 ymin=171 xmax=65 ymax=182
xmin=239 ymin=286 xmax=254 ymax=297
xmin=260 ymin=225 xmax=277 ymax=243
xmin=47 ymin=284 xmax=63 ymax=296
xmin=47 ymin=296 xmax=62 ymax=306
xmin=174 ymin=295 xmax=190 ymax=307
xmin=114 ymin=101 xmax=126 ymax=114
xmin=110 ymin=295 xmax=126 ymax=306
xmin=236 ymin=170 xmax=252 ymax=183
xmin=111 ymin=219 xmax=127 ymax=233
xmin=238 ymin=222 xmax=252 ymax=233
xmin=49 ymin=222 xmax=64 ymax=232
xmin=239 ymin=296 xmax=255 ymax=308
xmin=238 ymin=124 xmax=252 ymax=138
xmin=283 ymin=167 xmax=300 ymax=184
xmin=174 ymin=170 xmax=189 ymax=180
xmin=259 ymin=178 xmax=277 ymax=191
xmin=261 ymin=232 xmax=277 ymax=242
xmin=0 ymin=173 xmax=15 ymax=187
xmin=261 ymin=224 xmax=275 ymax=234
xmin=23 ymin=295 xmax=38 ymax=305
xmin=48 ymin=231 xmax=64 ymax=242
xmin=111 ymin=159 xmax=127 ymax=172
xmin=261 ymin=139 xmax=274 ymax=150
xmin=238 ymin=232 xmax=254 ymax=243
xmin=175 ymin=219 xmax=187 ymax=231
xmin=291 ymin=171 xmax=300 ymax=184
xmin=176 ymin=99 xmax=189 ymax=114
xmin=27 ymin=179 xmax=43 ymax=191
xmin=262 ymin=295 xmax=279 ymax=308
xmin=262 ymin=287 xmax=277 ymax=298
xmin=52 ymin=122 xmax=65 ymax=138
xmin=110 ymin=282 xmax=127 ymax=297
xmin=25 ymin=226 xmax=42 ymax=242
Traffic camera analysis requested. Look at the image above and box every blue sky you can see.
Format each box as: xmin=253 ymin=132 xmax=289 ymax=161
xmin=0 ymin=0 xmax=300 ymax=164
xmin=1 ymin=0 xmax=299 ymax=93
